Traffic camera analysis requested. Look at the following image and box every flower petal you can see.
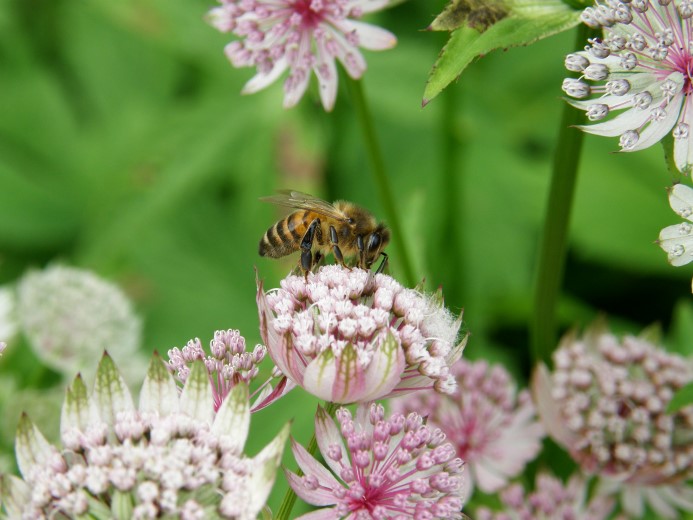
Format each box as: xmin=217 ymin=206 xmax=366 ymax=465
xmin=179 ymin=360 xmax=214 ymax=424
xmin=628 ymin=92 xmax=682 ymax=151
xmin=359 ymin=333 xmax=405 ymax=401
xmin=242 ymin=58 xmax=289 ymax=95
xmin=60 ymin=374 xmax=93 ymax=439
xmin=245 ymin=422 xmax=290 ymax=517
xmin=212 ymin=382 xmax=250 ymax=452
xmin=294 ymin=507 xmax=341 ymax=520
xmin=303 ymin=348 xmax=340 ymax=402
xmin=532 ymin=363 xmax=579 ymax=449
xmin=668 ymin=183 xmax=693 ymax=221
xmin=340 ymin=20 xmax=397 ymax=50
xmin=657 ymin=223 xmax=693 ymax=266
xmin=290 ymin=436 xmax=343 ymax=493
xmin=315 ymin=405 xmax=348 ymax=478
xmin=138 ymin=353 xmax=180 ymax=417
xmin=15 ymin=414 xmax=55 ymax=479
xmin=92 ymin=352 xmax=135 ymax=426
xmin=0 ymin=474 xmax=30 ymax=519
xmin=285 ymin=469 xmax=340 ymax=507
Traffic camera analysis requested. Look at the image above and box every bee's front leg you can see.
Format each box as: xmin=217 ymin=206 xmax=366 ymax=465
xmin=329 ymin=226 xmax=349 ymax=270
xmin=300 ymin=219 xmax=321 ymax=278
xmin=375 ymin=252 xmax=389 ymax=274
xmin=356 ymin=235 xmax=365 ymax=269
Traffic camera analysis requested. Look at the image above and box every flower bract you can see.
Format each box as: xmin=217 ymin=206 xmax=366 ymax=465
xmin=658 ymin=183 xmax=693 ymax=268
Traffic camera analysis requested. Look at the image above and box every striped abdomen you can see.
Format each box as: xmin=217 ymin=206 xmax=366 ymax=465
xmin=259 ymin=210 xmax=325 ymax=258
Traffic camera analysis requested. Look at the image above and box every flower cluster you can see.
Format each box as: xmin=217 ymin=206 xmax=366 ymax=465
xmin=390 ymin=359 xmax=544 ymax=501
xmin=167 ymin=329 xmax=282 ymax=412
xmin=0 ymin=353 xmax=288 ymax=519
xmin=562 ymin=0 xmax=693 ymax=172
xmin=206 ymin=0 xmax=397 ymax=110
xmin=534 ymin=323 xmax=693 ymax=517
xmin=475 ymin=473 xmax=615 ymax=520
xmin=16 ymin=265 xmax=143 ymax=380
xmin=287 ymin=403 xmax=465 ymax=519
xmin=257 ymin=265 xmax=467 ymax=403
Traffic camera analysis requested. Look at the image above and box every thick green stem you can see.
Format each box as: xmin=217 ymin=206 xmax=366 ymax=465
xmin=530 ymin=23 xmax=593 ymax=366
xmin=345 ymin=77 xmax=416 ymax=288
xmin=275 ymin=402 xmax=340 ymax=520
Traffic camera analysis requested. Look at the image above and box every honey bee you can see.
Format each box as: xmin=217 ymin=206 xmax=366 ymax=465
xmin=259 ymin=190 xmax=390 ymax=275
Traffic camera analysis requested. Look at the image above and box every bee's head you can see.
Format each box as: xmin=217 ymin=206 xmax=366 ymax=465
xmin=364 ymin=224 xmax=390 ymax=268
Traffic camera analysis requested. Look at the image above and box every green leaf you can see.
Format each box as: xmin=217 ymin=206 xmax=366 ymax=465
xmin=666 ymin=381 xmax=693 ymax=413
xmin=424 ymin=2 xmax=581 ymax=104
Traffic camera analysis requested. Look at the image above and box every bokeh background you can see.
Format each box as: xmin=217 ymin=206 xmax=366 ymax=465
xmin=1 ymin=0 xmax=691 ymax=514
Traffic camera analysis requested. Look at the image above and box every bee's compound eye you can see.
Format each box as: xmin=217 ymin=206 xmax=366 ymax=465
xmin=366 ymin=233 xmax=381 ymax=252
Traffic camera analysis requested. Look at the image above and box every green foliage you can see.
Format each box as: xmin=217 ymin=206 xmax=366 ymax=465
xmin=423 ymin=0 xmax=581 ymax=104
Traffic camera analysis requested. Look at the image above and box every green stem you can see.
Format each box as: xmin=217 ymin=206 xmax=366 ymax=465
xmin=345 ymin=77 xmax=417 ymax=288
xmin=275 ymin=402 xmax=340 ymax=520
xmin=530 ymin=23 xmax=594 ymax=366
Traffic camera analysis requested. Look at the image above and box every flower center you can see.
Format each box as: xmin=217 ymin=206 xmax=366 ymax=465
xmin=292 ymin=0 xmax=323 ymax=28
xmin=667 ymin=46 xmax=693 ymax=94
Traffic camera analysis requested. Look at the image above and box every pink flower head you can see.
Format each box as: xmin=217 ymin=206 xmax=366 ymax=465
xmin=533 ymin=322 xmax=693 ymax=517
xmin=475 ymin=473 xmax=615 ymax=520
xmin=257 ymin=265 xmax=467 ymax=404
xmin=167 ymin=329 xmax=292 ymax=413
xmin=206 ymin=0 xmax=397 ymax=111
xmin=390 ymin=359 xmax=544 ymax=501
xmin=287 ymin=403 xmax=466 ymax=519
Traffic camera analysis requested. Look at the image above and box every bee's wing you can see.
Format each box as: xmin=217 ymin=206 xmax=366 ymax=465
xmin=260 ymin=190 xmax=350 ymax=222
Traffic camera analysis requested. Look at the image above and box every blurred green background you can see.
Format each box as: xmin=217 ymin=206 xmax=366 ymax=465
xmin=0 ymin=0 xmax=691 ymax=514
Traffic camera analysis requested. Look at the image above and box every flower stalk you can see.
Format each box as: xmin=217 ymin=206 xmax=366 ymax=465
xmin=346 ymin=76 xmax=416 ymax=288
xmin=530 ymin=23 xmax=594 ymax=367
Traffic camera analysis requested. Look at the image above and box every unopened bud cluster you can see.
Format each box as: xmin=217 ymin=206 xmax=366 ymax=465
xmin=544 ymin=329 xmax=693 ymax=483
xmin=167 ymin=329 xmax=266 ymax=411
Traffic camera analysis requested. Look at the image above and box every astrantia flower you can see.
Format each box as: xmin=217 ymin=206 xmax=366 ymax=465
xmin=475 ymin=473 xmax=615 ymax=520
xmin=562 ymin=1 xmax=693 ymax=172
xmin=533 ymin=323 xmax=693 ymax=518
xmin=206 ymin=0 xmax=397 ymax=111
xmin=287 ymin=403 xmax=465 ymax=519
xmin=167 ymin=329 xmax=292 ymax=412
xmin=257 ymin=265 xmax=467 ymax=404
xmin=658 ymin=183 xmax=693 ymax=270
xmin=0 ymin=353 xmax=289 ymax=519
xmin=16 ymin=265 xmax=143 ymax=380
xmin=390 ymin=359 xmax=544 ymax=501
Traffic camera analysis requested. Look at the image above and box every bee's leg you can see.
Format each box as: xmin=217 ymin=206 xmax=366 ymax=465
xmin=313 ymin=251 xmax=324 ymax=271
xmin=356 ymin=235 xmax=365 ymax=269
xmin=329 ymin=226 xmax=349 ymax=269
xmin=300 ymin=218 xmax=320 ymax=278
xmin=375 ymin=252 xmax=389 ymax=274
